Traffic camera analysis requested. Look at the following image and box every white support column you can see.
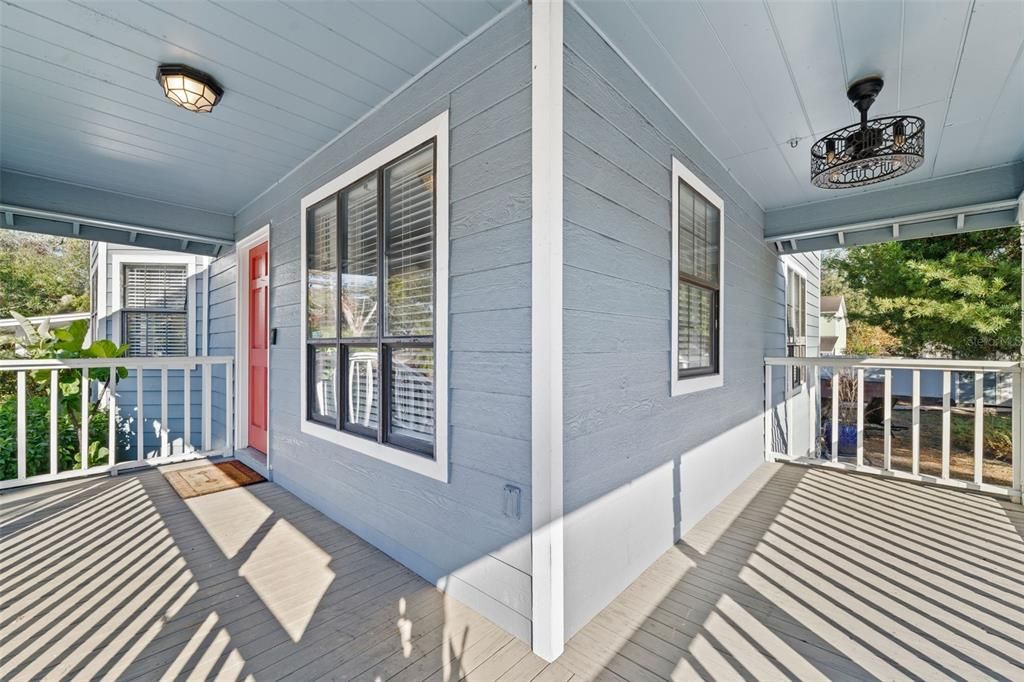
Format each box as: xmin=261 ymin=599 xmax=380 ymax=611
xmin=530 ymin=0 xmax=565 ymax=663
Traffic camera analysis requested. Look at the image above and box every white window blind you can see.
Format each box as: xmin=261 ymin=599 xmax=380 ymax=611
xmin=122 ymin=264 xmax=189 ymax=357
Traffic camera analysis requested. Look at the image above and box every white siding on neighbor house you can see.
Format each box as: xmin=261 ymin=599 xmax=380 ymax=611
xmin=225 ymin=5 xmax=534 ymax=641
xmin=560 ymin=6 xmax=819 ymax=639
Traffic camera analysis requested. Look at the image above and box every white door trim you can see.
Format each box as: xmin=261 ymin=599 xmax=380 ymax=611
xmin=234 ymin=225 xmax=271 ymax=464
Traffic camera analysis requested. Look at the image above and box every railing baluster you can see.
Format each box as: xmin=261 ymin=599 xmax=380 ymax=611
xmin=0 ymin=357 xmax=236 ymax=489
xmin=809 ymin=364 xmax=818 ymax=458
xmin=856 ymin=368 xmax=864 ymax=466
xmin=161 ymin=366 xmax=169 ymax=457
xmin=49 ymin=370 xmax=58 ymax=475
xmin=763 ymin=364 xmax=772 ymax=461
xmin=942 ymin=370 xmax=951 ymax=480
xmin=108 ymin=365 xmax=116 ymax=467
xmin=137 ymin=368 xmax=144 ymax=461
xmin=202 ymin=363 xmax=212 ymax=452
xmin=911 ymin=369 xmax=920 ymax=476
xmin=184 ymin=367 xmax=191 ymax=453
xmin=974 ymin=371 xmax=984 ymax=484
xmin=831 ymin=368 xmax=839 ymax=463
xmin=16 ymin=371 xmax=26 ymax=481
xmin=1012 ymin=369 xmax=1021 ymax=496
xmin=81 ymin=368 xmax=89 ymax=471
xmin=883 ymin=369 xmax=892 ymax=471
xmin=226 ymin=360 xmax=233 ymax=454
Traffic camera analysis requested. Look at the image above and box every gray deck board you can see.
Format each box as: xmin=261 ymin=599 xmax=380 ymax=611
xmin=2 ymin=462 xmax=1022 ymax=680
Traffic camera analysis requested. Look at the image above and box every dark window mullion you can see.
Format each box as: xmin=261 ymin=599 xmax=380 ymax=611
xmin=342 ymin=188 xmax=350 ymax=430
xmin=377 ymin=167 xmax=387 ymax=444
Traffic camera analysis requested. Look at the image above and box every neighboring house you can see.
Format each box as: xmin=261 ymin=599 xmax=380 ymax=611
xmin=88 ymin=242 xmax=217 ymax=456
xmin=819 ymin=294 xmax=848 ymax=356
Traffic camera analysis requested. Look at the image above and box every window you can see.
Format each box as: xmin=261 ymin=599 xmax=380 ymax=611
xmin=786 ymin=267 xmax=807 ymax=390
xmin=300 ymin=112 xmax=449 ymax=480
xmin=671 ymin=158 xmax=724 ymax=396
xmin=122 ymin=263 xmax=189 ymax=357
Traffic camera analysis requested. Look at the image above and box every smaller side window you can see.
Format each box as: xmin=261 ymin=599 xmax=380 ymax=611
xmin=122 ymin=263 xmax=189 ymax=357
xmin=786 ymin=268 xmax=807 ymax=390
xmin=671 ymin=157 xmax=725 ymax=397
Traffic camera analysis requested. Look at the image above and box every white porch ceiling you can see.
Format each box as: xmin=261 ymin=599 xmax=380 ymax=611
xmin=576 ymin=0 xmax=1024 ymax=212
xmin=0 ymin=0 xmax=510 ymax=215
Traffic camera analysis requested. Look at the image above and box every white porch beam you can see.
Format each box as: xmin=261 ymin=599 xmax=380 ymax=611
xmin=0 ymin=203 xmax=232 ymax=255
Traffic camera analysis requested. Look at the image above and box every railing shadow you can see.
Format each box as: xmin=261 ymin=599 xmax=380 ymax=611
xmin=558 ymin=463 xmax=1024 ymax=681
xmin=0 ymin=468 xmax=487 ymax=681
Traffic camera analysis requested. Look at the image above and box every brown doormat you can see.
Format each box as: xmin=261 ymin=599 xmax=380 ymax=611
xmin=164 ymin=460 xmax=266 ymax=499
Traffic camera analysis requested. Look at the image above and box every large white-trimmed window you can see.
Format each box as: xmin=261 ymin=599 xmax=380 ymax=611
xmin=786 ymin=264 xmax=808 ymax=392
xmin=671 ymin=157 xmax=725 ymax=396
xmin=300 ymin=112 xmax=449 ymax=482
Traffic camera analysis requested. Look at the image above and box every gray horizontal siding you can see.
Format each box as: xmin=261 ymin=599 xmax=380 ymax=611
xmin=229 ymin=5 xmax=533 ymax=642
xmin=561 ymin=5 xmax=819 ymax=639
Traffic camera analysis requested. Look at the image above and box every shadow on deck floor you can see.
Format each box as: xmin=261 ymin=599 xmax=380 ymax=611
xmin=1 ymin=462 xmax=1022 ymax=681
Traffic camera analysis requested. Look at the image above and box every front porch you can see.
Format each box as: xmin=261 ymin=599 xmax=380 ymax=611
xmin=3 ymin=461 xmax=1022 ymax=681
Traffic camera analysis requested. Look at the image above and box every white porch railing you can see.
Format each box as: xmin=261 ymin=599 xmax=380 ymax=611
xmin=764 ymin=356 xmax=1022 ymax=501
xmin=0 ymin=356 xmax=233 ymax=490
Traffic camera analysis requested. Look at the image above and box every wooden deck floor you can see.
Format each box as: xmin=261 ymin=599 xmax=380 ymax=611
xmin=2 ymin=462 xmax=1022 ymax=681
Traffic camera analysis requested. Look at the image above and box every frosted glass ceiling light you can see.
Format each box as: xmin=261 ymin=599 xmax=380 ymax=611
xmin=157 ymin=64 xmax=223 ymax=113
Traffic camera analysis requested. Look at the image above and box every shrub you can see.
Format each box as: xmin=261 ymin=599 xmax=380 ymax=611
xmin=0 ymin=314 xmax=130 ymax=480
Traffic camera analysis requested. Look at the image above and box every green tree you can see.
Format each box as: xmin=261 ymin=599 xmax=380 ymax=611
xmin=824 ymin=227 xmax=1022 ymax=359
xmin=0 ymin=230 xmax=90 ymax=317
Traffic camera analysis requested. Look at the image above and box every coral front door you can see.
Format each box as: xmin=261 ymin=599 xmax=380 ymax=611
xmin=248 ymin=241 xmax=269 ymax=453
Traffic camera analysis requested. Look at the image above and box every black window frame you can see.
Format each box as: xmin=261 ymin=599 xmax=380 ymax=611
xmin=675 ymin=177 xmax=722 ymax=381
xmin=305 ymin=139 xmax=438 ymax=458
xmin=121 ymin=262 xmax=190 ymax=358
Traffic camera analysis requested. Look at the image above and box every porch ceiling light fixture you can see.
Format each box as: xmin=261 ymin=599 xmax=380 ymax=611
xmin=156 ymin=64 xmax=223 ymax=113
xmin=811 ymin=77 xmax=924 ymax=189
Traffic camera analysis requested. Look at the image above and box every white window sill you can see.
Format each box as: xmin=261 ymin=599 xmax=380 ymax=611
xmin=300 ymin=419 xmax=448 ymax=483
xmin=671 ymin=373 xmax=724 ymax=397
